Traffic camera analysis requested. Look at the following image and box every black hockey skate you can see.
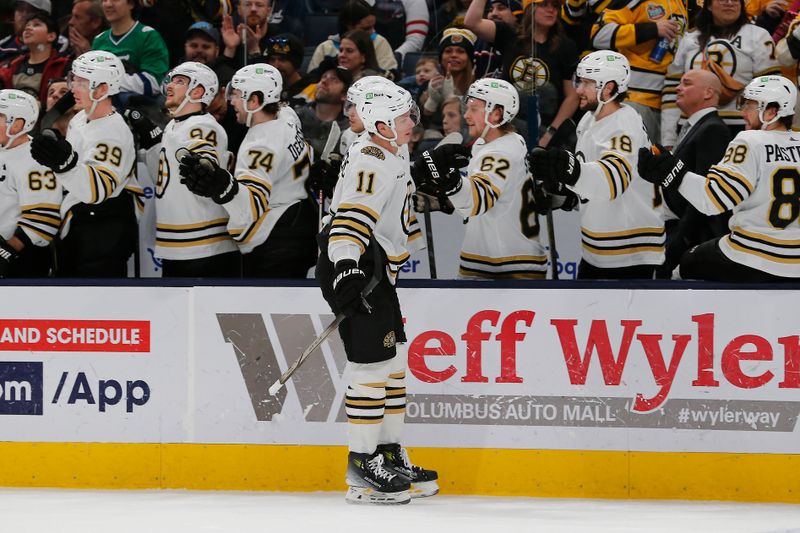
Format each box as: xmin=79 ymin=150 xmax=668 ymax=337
xmin=376 ymin=443 xmax=439 ymax=498
xmin=345 ymin=451 xmax=411 ymax=505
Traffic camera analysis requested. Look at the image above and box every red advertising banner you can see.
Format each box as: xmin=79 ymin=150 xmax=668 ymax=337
xmin=0 ymin=319 xmax=150 ymax=352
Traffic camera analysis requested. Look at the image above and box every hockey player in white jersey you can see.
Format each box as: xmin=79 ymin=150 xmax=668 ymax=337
xmin=638 ymin=75 xmax=800 ymax=282
xmin=30 ymin=50 xmax=138 ymax=277
xmin=411 ymin=78 xmax=570 ymax=279
xmin=307 ymin=76 xmax=388 ymax=199
xmin=0 ymin=90 xmax=61 ymax=277
xmin=146 ymin=61 xmax=239 ymax=278
xmin=316 ymin=80 xmax=437 ymax=505
xmin=528 ymin=50 xmax=665 ymax=279
xmin=180 ymin=63 xmax=317 ymax=278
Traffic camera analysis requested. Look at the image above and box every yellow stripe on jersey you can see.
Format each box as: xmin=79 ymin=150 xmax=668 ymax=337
xmin=387 ymin=252 xmax=410 ymax=265
xmin=581 ymin=226 xmax=665 ymax=239
xmin=461 ymin=251 xmax=548 ymax=264
xmin=337 ymin=203 xmax=379 ymax=222
xmin=157 ymin=218 xmax=229 ymax=231
xmin=726 ymin=235 xmax=800 ymax=264
xmin=332 ymin=218 xmax=372 ymax=240
xmin=582 ymin=242 xmax=664 ymax=255
xmin=708 ymin=172 xmax=744 ymax=206
xmin=156 ymin=235 xmax=231 ymax=248
xmin=596 ymin=159 xmax=618 ymax=199
xmin=329 ymin=234 xmax=366 ymax=253
xmin=733 ymin=226 xmax=800 ymax=247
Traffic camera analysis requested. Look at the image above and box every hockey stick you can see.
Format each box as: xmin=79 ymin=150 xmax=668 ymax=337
xmin=40 ymin=91 xmax=75 ymax=130
xmin=268 ymin=269 xmax=381 ymax=396
xmin=318 ymin=120 xmax=341 ymax=231
xmin=545 ymin=203 xmax=558 ymax=280
xmin=421 ymin=131 xmax=463 ymax=279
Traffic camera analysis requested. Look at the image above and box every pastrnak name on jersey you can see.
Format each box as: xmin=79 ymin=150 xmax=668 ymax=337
xmin=764 ymin=143 xmax=800 ymax=162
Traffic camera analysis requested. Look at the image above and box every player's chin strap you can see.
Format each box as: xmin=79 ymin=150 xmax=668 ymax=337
xmin=173 ymin=82 xmax=205 ymax=116
xmin=371 ymin=122 xmax=400 ymax=149
xmin=593 ymin=81 xmax=618 ymax=119
xmin=476 ymin=104 xmax=503 ymax=146
xmin=1 ymin=122 xmax=26 ymax=150
xmin=244 ymin=98 xmax=268 ymax=127
xmin=758 ymin=106 xmax=780 ymax=130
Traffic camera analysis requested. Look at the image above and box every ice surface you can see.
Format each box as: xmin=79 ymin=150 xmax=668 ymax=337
xmin=0 ymin=488 xmax=798 ymax=533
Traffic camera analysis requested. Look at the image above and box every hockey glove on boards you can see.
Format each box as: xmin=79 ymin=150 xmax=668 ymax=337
xmin=410 ymin=144 xmax=471 ymax=196
xmin=179 ymin=151 xmax=238 ymax=204
xmin=332 ymin=259 xmax=369 ymax=317
xmin=637 ymin=145 xmax=687 ymax=192
xmin=527 ymin=147 xmax=581 ymax=191
xmin=0 ymin=237 xmax=18 ymax=278
xmin=30 ymin=129 xmax=78 ymax=173
xmin=124 ymin=108 xmax=163 ymax=150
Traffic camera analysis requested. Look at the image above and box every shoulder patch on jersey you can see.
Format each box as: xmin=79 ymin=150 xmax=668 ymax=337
xmin=360 ymin=145 xmax=385 ymax=160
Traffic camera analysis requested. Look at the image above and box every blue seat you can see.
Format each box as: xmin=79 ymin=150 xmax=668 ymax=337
xmin=304 ymin=14 xmax=338 ymax=47
xmin=305 ymin=0 xmax=341 ymax=15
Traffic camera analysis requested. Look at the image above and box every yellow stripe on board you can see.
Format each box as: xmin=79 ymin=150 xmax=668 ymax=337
xmin=0 ymin=443 xmax=797 ymax=502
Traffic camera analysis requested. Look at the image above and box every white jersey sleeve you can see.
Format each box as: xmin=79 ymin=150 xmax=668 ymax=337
xmin=223 ymin=110 xmax=312 ymax=253
xmin=571 ymin=112 xmax=640 ymax=202
xmin=678 ymin=132 xmax=756 ymax=216
xmin=60 ymin=111 xmax=136 ymax=206
xmin=0 ymin=141 xmax=62 ymax=247
xmin=328 ymin=144 xmax=395 ymax=264
xmin=449 ymin=135 xmax=527 ymax=218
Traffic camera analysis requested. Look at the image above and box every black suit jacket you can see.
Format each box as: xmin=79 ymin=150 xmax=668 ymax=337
xmin=659 ymin=110 xmax=733 ymax=277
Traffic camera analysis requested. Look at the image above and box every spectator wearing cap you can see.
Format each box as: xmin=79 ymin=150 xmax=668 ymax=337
xmin=474 ymin=0 xmax=523 ymax=78
xmin=0 ymin=0 xmax=69 ymax=65
xmin=466 ymin=0 xmax=580 ymax=146
xmin=0 ymin=13 xmax=71 ymax=104
xmin=294 ymin=57 xmax=352 ymax=161
xmin=67 ymin=0 xmax=106 ymax=58
xmin=307 ymin=0 xmax=398 ymax=74
xmin=421 ymin=28 xmax=476 ymax=118
xmin=265 ymin=33 xmax=314 ymax=106
xmin=184 ymin=21 xmax=221 ymax=66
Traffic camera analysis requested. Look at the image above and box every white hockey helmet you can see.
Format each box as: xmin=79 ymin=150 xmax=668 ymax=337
xmin=165 ymin=61 xmax=219 ymax=113
xmin=225 ymin=63 xmax=282 ymax=126
xmin=357 ymin=81 xmax=419 ymax=143
xmin=69 ymin=50 xmax=124 ymax=97
xmin=575 ymin=50 xmax=630 ymax=116
xmin=0 ymin=89 xmax=39 ymax=149
xmin=345 ymin=75 xmax=387 ymax=112
xmin=740 ymin=75 xmax=798 ymax=128
xmin=466 ymin=78 xmax=519 ymax=131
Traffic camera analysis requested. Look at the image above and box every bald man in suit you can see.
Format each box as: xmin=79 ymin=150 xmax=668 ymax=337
xmin=657 ymin=69 xmax=733 ymax=278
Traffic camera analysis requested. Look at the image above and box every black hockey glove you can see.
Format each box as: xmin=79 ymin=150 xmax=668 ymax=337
xmin=637 ymin=145 xmax=687 ymax=192
xmin=306 ymin=154 xmax=342 ymax=198
xmin=30 ymin=129 xmax=78 ymax=173
xmin=124 ymin=108 xmax=163 ymax=150
xmin=531 ymin=181 xmax=580 ymax=213
xmin=332 ymin=259 xmax=369 ymax=317
xmin=528 ymin=147 xmax=581 ymax=188
xmin=412 ymin=189 xmax=455 ymax=214
xmin=411 ymin=144 xmax=471 ymax=196
xmin=0 ymin=237 xmax=19 ymax=278
xmin=179 ymin=151 xmax=238 ymax=204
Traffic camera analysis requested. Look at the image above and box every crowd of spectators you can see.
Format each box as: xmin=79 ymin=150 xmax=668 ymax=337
xmin=0 ymin=0 xmax=798 ymax=280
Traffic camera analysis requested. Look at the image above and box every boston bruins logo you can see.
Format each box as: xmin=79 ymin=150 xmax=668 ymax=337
xmin=691 ymin=39 xmax=738 ymax=76
xmin=510 ymin=56 xmax=550 ymax=93
xmin=155 ymin=147 xmax=170 ymax=198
